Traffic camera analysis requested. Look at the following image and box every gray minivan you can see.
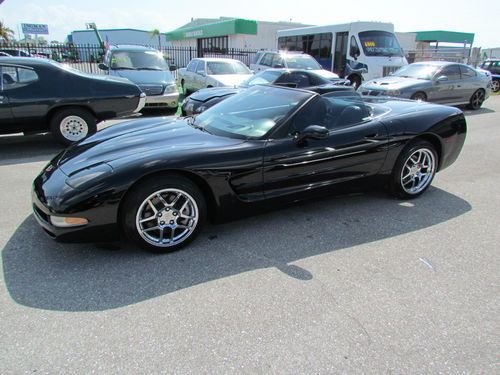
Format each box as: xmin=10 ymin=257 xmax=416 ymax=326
xmin=99 ymin=45 xmax=179 ymax=109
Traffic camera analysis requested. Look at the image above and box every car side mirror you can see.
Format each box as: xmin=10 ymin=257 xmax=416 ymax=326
xmin=294 ymin=125 xmax=329 ymax=143
xmin=436 ymin=75 xmax=448 ymax=83
xmin=349 ymin=46 xmax=359 ymax=60
xmin=98 ymin=63 xmax=109 ymax=71
xmin=273 ymin=63 xmax=284 ymax=69
xmin=169 ymin=64 xmax=177 ymax=71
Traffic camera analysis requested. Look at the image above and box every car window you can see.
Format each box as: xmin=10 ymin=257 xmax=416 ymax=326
xmin=196 ymin=60 xmax=205 ymax=74
xmin=272 ymin=55 xmax=285 ymax=68
xmin=481 ymin=61 xmax=491 ymax=69
xmin=1 ymin=66 xmax=38 ymax=90
xmin=187 ymin=59 xmax=197 ymax=72
xmin=275 ymin=72 xmax=312 ymax=88
xmin=460 ymin=65 xmax=477 ymax=78
xmin=252 ymin=52 xmax=264 ymax=65
xmin=206 ymin=61 xmax=251 ymax=75
xmin=439 ymin=65 xmax=461 ymax=80
xmin=290 ymin=93 xmax=370 ymax=133
xmin=260 ymin=53 xmax=274 ymax=67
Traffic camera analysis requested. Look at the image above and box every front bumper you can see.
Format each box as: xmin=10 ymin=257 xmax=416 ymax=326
xmin=134 ymin=93 xmax=147 ymax=112
xmin=144 ymin=92 xmax=179 ymax=108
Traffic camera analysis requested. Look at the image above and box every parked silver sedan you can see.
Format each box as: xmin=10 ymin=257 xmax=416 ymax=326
xmin=359 ymin=61 xmax=491 ymax=109
xmin=178 ymin=58 xmax=253 ymax=94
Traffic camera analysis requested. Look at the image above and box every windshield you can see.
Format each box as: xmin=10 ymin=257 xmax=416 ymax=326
xmin=392 ymin=64 xmax=440 ymax=80
xmin=239 ymin=70 xmax=282 ymax=88
xmin=193 ymin=86 xmax=312 ymax=139
xmin=358 ymin=31 xmax=403 ymax=57
xmin=207 ymin=61 xmax=251 ymax=75
xmin=110 ymin=50 xmax=169 ymax=70
xmin=284 ymin=55 xmax=322 ymax=70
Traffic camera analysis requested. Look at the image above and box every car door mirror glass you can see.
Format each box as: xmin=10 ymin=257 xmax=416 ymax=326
xmin=294 ymin=125 xmax=329 ymax=143
xmin=98 ymin=63 xmax=109 ymax=71
xmin=436 ymin=75 xmax=448 ymax=82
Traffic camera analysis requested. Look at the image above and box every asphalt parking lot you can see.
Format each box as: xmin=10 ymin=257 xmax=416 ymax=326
xmin=1 ymin=98 xmax=499 ymax=373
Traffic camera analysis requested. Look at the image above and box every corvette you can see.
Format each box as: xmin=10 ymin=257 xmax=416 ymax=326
xmin=32 ymin=86 xmax=466 ymax=252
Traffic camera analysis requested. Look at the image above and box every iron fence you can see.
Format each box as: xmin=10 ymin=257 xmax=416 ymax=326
xmin=0 ymin=43 xmax=259 ymax=77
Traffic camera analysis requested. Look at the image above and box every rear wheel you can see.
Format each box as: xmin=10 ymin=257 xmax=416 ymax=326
xmin=389 ymin=140 xmax=438 ymax=199
xmin=468 ymin=89 xmax=485 ymax=110
xmin=121 ymin=174 xmax=206 ymax=253
xmin=50 ymin=107 xmax=96 ymax=146
xmin=411 ymin=92 xmax=427 ymax=101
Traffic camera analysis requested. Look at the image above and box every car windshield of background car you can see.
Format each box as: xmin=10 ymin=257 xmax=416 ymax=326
xmin=111 ymin=51 xmax=169 ymax=70
xmin=194 ymin=86 xmax=311 ymax=139
xmin=285 ymin=55 xmax=322 ymax=70
xmin=239 ymin=70 xmax=283 ymax=87
xmin=392 ymin=64 xmax=440 ymax=80
xmin=207 ymin=61 xmax=251 ymax=75
xmin=358 ymin=31 xmax=403 ymax=57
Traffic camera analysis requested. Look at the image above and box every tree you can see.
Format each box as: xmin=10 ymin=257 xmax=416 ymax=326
xmin=0 ymin=20 xmax=14 ymax=43
xmin=150 ymin=29 xmax=162 ymax=49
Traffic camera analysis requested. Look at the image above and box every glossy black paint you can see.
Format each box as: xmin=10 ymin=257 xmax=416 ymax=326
xmin=32 ymin=87 xmax=467 ymax=243
xmin=0 ymin=57 xmax=143 ymax=134
xmin=181 ymin=69 xmax=353 ymax=116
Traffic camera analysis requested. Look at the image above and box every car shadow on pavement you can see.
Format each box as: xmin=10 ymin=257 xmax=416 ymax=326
xmin=2 ymin=187 xmax=471 ymax=312
xmin=461 ymin=106 xmax=495 ymax=116
xmin=0 ymin=133 xmax=63 ymax=166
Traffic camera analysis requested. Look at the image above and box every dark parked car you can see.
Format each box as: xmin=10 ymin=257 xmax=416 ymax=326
xmin=479 ymin=59 xmax=500 ymax=92
xmin=0 ymin=57 xmax=145 ymax=145
xmin=182 ymin=69 xmax=352 ymax=115
xmin=33 ymin=85 xmax=466 ymax=252
xmin=359 ymin=61 xmax=491 ymax=110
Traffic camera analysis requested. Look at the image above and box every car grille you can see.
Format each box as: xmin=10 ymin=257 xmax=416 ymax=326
xmin=383 ymin=66 xmax=401 ymax=77
xmin=138 ymin=84 xmax=164 ymax=96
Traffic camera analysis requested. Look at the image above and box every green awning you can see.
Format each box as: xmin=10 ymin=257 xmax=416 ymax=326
xmin=166 ymin=18 xmax=257 ymax=41
xmin=415 ymin=30 xmax=474 ymax=44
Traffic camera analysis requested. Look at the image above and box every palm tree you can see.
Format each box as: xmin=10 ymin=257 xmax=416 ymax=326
xmin=150 ymin=29 xmax=162 ymax=49
xmin=0 ymin=20 xmax=14 ymax=43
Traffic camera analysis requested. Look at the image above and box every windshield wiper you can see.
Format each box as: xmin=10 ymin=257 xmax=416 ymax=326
xmin=113 ymin=67 xmax=137 ymax=70
xmin=136 ymin=67 xmax=162 ymax=70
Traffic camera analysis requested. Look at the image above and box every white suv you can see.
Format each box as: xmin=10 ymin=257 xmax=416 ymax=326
xmin=250 ymin=51 xmax=339 ymax=81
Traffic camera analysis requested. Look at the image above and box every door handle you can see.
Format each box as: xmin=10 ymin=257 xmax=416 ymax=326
xmin=364 ymin=133 xmax=378 ymax=139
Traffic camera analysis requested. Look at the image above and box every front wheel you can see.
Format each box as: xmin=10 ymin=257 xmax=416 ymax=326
xmin=50 ymin=107 xmax=96 ymax=146
xmin=468 ymin=89 xmax=485 ymax=110
xmin=389 ymin=140 xmax=438 ymax=199
xmin=121 ymin=175 xmax=206 ymax=253
xmin=411 ymin=92 xmax=427 ymax=101
xmin=491 ymin=79 xmax=499 ymax=93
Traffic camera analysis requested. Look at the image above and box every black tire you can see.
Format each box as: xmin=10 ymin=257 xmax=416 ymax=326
xmin=491 ymin=79 xmax=500 ymax=93
xmin=50 ymin=107 xmax=96 ymax=146
xmin=411 ymin=92 xmax=427 ymax=101
xmin=468 ymin=89 xmax=485 ymax=110
xmin=389 ymin=140 xmax=438 ymax=199
xmin=121 ymin=174 xmax=206 ymax=253
xmin=348 ymin=75 xmax=361 ymax=90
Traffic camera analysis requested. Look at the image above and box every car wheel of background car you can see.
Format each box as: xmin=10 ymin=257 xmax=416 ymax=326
xmin=491 ymin=80 xmax=500 ymax=93
xmin=411 ymin=92 xmax=427 ymax=102
xmin=50 ymin=107 xmax=96 ymax=146
xmin=389 ymin=140 xmax=438 ymax=199
xmin=121 ymin=174 xmax=207 ymax=253
xmin=348 ymin=75 xmax=361 ymax=89
xmin=468 ymin=89 xmax=485 ymax=110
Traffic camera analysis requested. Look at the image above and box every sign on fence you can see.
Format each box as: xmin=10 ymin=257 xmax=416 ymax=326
xmin=21 ymin=23 xmax=49 ymax=35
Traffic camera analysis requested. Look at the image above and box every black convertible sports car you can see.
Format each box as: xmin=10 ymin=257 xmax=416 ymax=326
xmin=32 ymin=85 xmax=466 ymax=252
xmin=181 ymin=68 xmax=352 ymax=116
xmin=0 ymin=57 xmax=145 ymax=145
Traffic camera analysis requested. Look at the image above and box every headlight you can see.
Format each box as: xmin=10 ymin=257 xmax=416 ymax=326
xmin=164 ymin=84 xmax=177 ymax=93
xmin=65 ymin=163 xmax=113 ymax=190
xmin=50 ymin=216 xmax=88 ymax=227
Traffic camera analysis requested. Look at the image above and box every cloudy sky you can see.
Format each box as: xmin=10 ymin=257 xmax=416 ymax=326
xmin=1 ymin=0 xmax=499 ymax=47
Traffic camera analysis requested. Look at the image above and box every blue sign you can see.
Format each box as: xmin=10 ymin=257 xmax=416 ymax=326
xmin=21 ymin=23 xmax=49 ymax=35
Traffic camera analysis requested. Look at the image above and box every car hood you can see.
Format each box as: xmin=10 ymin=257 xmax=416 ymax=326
xmin=57 ymin=118 xmax=242 ymax=176
xmin=313 ymin=69 xmax=340 ymax=80
xmin=209 ymin=74 xmax=253 ymax=87
xmin=361 ymin=76 xmax=427 ymax=90
xmin=189 ymin=87 xmax=242 ymax=102
xmin=110 ymin=69 xmax=174 ymax=85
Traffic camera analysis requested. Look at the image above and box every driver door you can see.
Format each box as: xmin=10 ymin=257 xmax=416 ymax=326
xmin=263 ymin=95 xmax=389 ymax=198
xmin=0 ymin=66 xmax=16 ymax=130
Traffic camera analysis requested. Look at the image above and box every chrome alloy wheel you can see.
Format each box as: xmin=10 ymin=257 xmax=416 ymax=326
xmin=135 ymin=188 xmax=199 ymax=247
xmin=491 ymin=80 xmax=499 ymax=93
xmin=471 ymin=90 xmax=485 ymax=109
xmin=400 ymin=148 xmax=436 ymax=195
xmin=60 ymin=115 xmax=89 ymax=142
